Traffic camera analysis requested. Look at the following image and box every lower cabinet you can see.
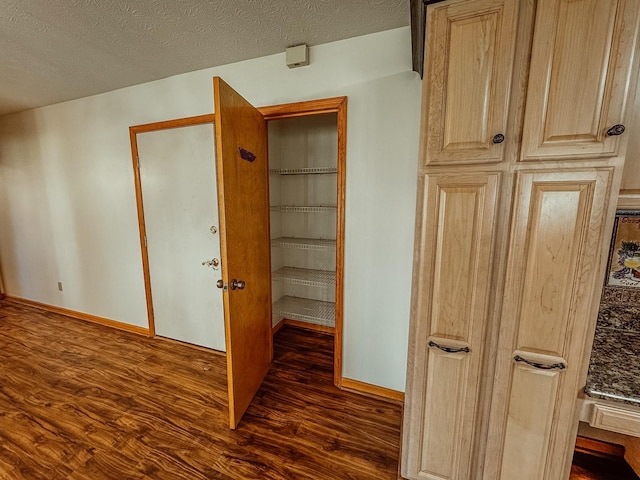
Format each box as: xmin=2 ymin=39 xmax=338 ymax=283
xmin=402 ymin=172 xmax=500 ymax=479
xmin=484 ymin=169 xmax=614 ymax=480
xmin=402 ymin=169 xmax=617 ymax=480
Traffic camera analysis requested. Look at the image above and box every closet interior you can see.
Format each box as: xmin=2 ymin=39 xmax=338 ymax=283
xmin=268 ymin=113 xmax=339 ymax=335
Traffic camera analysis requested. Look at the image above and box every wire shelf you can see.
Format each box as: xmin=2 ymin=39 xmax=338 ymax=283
xmin=271 ymin=237 xmax=336 ymax=251
xmin=270 ymin=205 xmax=336 ymax=213
xmin=273 ymin=296 xmax=335 ymax=327
xmin=269 ymin=167 xmax=338 ymax=175
xmin=272 ymin=267 xmax=335 ymax=287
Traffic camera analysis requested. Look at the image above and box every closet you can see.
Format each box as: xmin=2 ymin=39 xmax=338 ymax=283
xmin=401 ymin=1 xmax=640 ymax=480
xmin=129 ymin=83 xmax=346 ymax=428
xmin=268 ymin=114 xmax=339 ymax=334
xmin=258 ymin=96 xmax=347 ymax=386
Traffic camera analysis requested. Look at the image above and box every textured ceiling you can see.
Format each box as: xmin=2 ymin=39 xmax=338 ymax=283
xmin=0 ymin=0 xmax=409 ymax=116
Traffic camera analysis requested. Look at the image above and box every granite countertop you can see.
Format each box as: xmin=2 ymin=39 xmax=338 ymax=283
xmin=584 ymin=294 xmax=640 ymax=407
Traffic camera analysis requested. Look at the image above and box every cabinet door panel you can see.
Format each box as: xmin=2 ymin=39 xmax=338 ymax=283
xmin=516 ymin=186 xmax=590 ymax=355
xmin=419 ymin=350 xmax=470 ymax=480
xmin=423 ymin=0 xmax=518 ymax=166
xmin=499 ymin=365 xmax=561 ymax=480
xmin=485 ymin=169 xmax=613 ymax=480
xmin=403 ymin=173 xmax=499 ymax=480
xmin=521 ymin=0 xmax=640 ymax=160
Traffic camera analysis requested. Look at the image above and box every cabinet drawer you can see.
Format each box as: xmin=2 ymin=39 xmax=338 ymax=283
xmin=590 ymin=403 xmax=640 ymax=437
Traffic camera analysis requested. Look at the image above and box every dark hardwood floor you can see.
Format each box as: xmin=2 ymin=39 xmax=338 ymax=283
xmin=0 ymin=301 xmax=401 ymax=479
xmin=2 ymin=300 xmax=637 ymax=480
xmin=571 ymin=449 xmax=639 ymax=480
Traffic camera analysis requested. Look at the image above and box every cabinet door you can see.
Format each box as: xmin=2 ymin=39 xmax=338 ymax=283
xmin=402 ymin=173 xmax=499 ymax=480
xmin=484 ymin=169 xmax=613 ymax=480
xmin=521 ymin=0 xmax=640 ymax=160
xmin=423 ymin=0 xmax=518 ymax=167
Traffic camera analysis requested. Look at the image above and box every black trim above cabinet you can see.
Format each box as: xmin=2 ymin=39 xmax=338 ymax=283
xmin=411 ymin=0 xmax=447 ymax=78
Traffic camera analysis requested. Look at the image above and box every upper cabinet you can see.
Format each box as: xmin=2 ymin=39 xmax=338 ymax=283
xmin=423 ymin=0 xmax=519 ymax=167
xmin=620 ymin=79 xmax=640 ymax=193
xmin=521 ymin=0 xmax=640 ymax=161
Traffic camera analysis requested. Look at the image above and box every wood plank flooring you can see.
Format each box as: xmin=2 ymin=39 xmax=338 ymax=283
xmin=571 ymin=451 xmax=639 ymax=480
xmin=2 ymin=300 xmax=633 ymax=480
xmin=571 ymin=438 xmax=639 ymax=480
xmin=0 ymin=301 xmax=401 ymax=479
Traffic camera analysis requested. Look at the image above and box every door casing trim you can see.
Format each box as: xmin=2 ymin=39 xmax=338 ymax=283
xmin=129 ymin=96 xmax=347 ymax=388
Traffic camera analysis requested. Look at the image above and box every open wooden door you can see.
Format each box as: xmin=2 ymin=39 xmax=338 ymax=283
xmin=214 ymin=77 xmax=273 ymax=429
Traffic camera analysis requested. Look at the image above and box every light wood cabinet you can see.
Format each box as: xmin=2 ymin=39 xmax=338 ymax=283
xmin=521 ymin=0 xmax=640 ymax=161
xmin=402 ymin=1 xmax=640 ymax=479
xmin=423 ymin=0 xmax=518 ymax=166
xmin=589 ymin=402 xmax=640 ymax=437
xmin=484 ymin=169 xmax=614 ymax=480
xmin=620 ymin=79 xmax=640 ymax=193
xmin=403 ymin=172 xmax=499 ymax=479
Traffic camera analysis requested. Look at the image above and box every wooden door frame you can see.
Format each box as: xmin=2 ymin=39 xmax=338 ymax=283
xmin=129 ymin=97 xmax=347 ymax=388
xmin=129 ymin=114 xmax=215 ymax=336
xmin=258 ymin=97 xmax=347 ymax=389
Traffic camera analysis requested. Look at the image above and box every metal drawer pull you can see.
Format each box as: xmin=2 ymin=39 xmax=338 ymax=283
xmin=606 ymin=124 xmax=625 ymax=136
xmin=428 ymin=341 xmax=470 ymax=354
xmin=514 ymin=355 xmax=566 ymax=370
xmin=492 ymin=133 xmax=505 ymax=144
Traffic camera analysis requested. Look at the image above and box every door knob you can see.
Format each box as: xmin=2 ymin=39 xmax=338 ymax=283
xmin=202 ymin=258 xmax=220 ymax=269
xmin=231 ymin=279 xmax=245 ymax=290
xmin=216 ymin=279 xmax=224 ymax=289
xmin=492 ymin=133 xmax=505 ymax=144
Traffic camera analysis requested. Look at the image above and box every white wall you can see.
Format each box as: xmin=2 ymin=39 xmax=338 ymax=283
xmin=0 ymin=27 xmax=421 ymax=392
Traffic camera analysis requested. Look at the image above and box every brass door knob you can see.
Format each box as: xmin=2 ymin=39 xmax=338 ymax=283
xmin=202 ymin=258 xmax=220 ymax=269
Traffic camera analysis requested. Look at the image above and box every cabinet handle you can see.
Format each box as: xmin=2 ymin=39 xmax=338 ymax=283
xmin=513 ymin=355 xmax=566 ymax=371
xmin=606 ymin=124 xmax=625 ymax=136
xmin=492 ymin=134 xmax=505 ymax=144
xmin=428 ymin=341 xmax=470 ymax=354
